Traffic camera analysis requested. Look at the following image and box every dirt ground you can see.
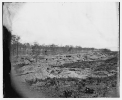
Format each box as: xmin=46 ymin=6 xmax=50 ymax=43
xmin=11 ymin=51 xmax=119 ymax=98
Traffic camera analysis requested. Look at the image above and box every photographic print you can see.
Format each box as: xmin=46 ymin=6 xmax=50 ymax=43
xmin=3 ymin=2 xmax=120 ymax=98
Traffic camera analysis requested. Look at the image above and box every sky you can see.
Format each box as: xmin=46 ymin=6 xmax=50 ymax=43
xmin=11 ymin=2 xmax=119 ymax=51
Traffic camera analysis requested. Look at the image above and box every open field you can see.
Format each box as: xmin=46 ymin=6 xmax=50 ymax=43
xmin=11 ymin=50 xmax=119 ymax=98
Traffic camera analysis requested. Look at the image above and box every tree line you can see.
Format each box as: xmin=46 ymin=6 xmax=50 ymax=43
xmin=11 ymin=34 xmax=111 ymax=59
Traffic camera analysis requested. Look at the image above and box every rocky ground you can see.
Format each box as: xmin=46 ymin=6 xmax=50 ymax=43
xmin=11 ymin=50 xmax=119 ymax=98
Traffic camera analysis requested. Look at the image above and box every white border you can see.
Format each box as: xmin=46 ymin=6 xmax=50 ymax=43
xmin=0 ymin=0 xmax=121 ymax=2
xmin=0 ymin=0 xmax=121 ymax=99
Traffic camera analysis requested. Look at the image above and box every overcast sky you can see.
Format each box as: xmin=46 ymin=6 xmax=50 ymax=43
xmin=12 ymin=2 xmax=119 ymax=51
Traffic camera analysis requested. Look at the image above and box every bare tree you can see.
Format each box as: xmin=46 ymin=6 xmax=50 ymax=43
xmin=32 ymin=42 xmax=41 ymax=62
xmin=11 ymin=34 xmax=20 ymax=58
xmin=16 ymin=36 xmax=20 ymax=58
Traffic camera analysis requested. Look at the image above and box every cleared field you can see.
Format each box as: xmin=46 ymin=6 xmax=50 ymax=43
xmin=11 ymin=51 xmax=119 ymax=98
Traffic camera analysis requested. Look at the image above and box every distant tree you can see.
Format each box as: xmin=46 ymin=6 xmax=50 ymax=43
xmin=16 ymin=36 xmax=20 ymax=58
xmin=11 ymin=34 xmax=20 ymax=58
xmin=26 ymin=43 xmax=31 ymax=54
xmin=68 ymin=46 xmax=73 ymax=53
xmin=23 ymin=43 xmax=31 ymax=55
xmin=101 ymin=48 xmax=111 ymax=53
xmin=49 ymin=44 xmax=57 ymax=54
xmin=11 ymin=35 xmax=16 ymax=56
xmin=32 ymin=42 xmax=41 ymax=62
xmin=64 ymin=45 xmax=73 ymax=53
xmin=75 ymin=46 xmax=82 ymax=53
